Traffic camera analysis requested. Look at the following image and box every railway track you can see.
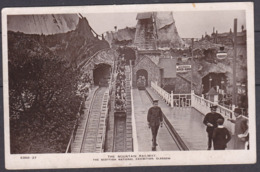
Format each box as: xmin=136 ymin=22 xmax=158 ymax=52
xmin=80 ymin=87 xmax=107 ymax=153
xmin=112 ymin=66 xmax=133 ymax=152
xmin=113 ymin=117 xmax=126 ymax=152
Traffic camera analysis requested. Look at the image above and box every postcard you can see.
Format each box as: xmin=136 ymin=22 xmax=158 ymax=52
xmin=2 ymin=2 xmax=256 ymax=169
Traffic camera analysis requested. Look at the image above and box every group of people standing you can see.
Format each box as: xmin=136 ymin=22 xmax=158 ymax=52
xmin=114 ymin=54 xmax=127 ymax=111
xmin=203 ymin=105 xmax=249 ymax=150
xmin=146 ymin=99 xmax=249 ymax=151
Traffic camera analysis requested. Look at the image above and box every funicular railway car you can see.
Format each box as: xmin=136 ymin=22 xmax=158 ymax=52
xmin=137 ymin=76 xmax=146 ymax=90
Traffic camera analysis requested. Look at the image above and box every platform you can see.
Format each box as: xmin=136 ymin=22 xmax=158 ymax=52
xmin=132 ymin=87 xmax=235 ymax=151
xmin=132 ymin=89 xmax=180 ymax=151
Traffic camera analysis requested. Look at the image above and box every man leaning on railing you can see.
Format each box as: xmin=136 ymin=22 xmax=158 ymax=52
xmin=228 ymin=108 xmax=249 ymax=150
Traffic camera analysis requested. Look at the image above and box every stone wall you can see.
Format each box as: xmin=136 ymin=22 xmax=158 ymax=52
xmin=81 ymin=49 xmax=118 ymax=84
xmin=133 ymin=56 xmax=161 ymax=87
xmin=175 ymin=76 xmax=191 ymax=94
xmin=161 ymin=78 xmax=176 ymax=93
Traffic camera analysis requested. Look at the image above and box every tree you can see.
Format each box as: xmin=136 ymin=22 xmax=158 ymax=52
xmin=8 ymin=32 xmax=81 ymax=153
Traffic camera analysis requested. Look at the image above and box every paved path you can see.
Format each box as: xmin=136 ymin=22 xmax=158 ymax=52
xmin=132 ymin=89 xmax=179 ymax=152
xmin=146 ymin=87 xmax=235 ymax=150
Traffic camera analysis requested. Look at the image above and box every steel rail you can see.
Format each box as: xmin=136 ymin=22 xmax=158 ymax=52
xmin=80 ymin=87 xmax=100 ymax=152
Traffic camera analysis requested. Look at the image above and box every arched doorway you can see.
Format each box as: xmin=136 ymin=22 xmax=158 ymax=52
xmin=136 ymin=69 xmax=148 ymax=86
xmin=93 ymin=63 xmax=111 ymax=87
xmin=202 ymin=72 xmax=227 ymax=94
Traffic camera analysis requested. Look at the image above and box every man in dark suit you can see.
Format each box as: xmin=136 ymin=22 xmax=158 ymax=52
xmin=203 ymin=105 xmax=224 ymax=150
xmin=147 ymin=100 xmax=163 ymax=150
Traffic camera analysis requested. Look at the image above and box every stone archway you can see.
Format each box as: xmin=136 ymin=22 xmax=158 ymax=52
xmin=93 ymin=63 xmax=111 ymax=86
xmin=202 ymin=72 xmax=227 ymax=94
xmin=136 ymin=69 xmax=148 ymax=86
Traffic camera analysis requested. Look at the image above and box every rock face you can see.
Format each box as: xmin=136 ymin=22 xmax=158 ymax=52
xmin=8 ymin=14 xmax=79 ymax=35
xmin=105 ymin=12 xmax=184 ymax=49
xmin=105 ymin=27 xmax=136 ymax=47
xmin=8 ymin=15 xmax=109 ymax=66
xmin=154 ymin=12 xmax=184 ymax=48
xmin=134 ymin=12 xmax=184 ymax=50
xmin=176 ymin=44 xmax=247 ymax=96
xmin=81 ymin=49 xmax=118 ymax=83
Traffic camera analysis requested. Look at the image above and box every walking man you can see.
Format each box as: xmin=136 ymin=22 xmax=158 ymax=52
xmin=203 ymin=105 xmax=224 ymax=150
xmin=147 ymin=100 xmax=163 ymax=150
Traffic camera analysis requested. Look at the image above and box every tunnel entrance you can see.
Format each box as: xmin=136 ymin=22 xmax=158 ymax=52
xmin=136 ymin=69 xmax=148 ymax=88
xmin=117 ymin=47 xmax=136 ymax=65
xmin=202 ymin=73 xmax=227 ymax=94
xmin=93 ymin=63 xmax=111 ymax=87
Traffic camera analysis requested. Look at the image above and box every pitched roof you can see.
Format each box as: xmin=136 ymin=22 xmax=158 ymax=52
xmin=158 ymin=58 xmax=176 ymax=78
xmin=207 ymin=87 xmax=218 ymax=95
xmin=136 ymin=12 xmax=153 ymax=20
xmin=134 ymin=55 xmax=158 ymax=69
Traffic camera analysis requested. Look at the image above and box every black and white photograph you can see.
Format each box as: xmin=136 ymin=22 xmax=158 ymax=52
xmin=2 ymin=2 xmax=256 ymax=169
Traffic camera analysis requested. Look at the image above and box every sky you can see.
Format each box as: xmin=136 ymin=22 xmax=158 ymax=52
xmin=83 ymin=10 xmax=246 ymax=38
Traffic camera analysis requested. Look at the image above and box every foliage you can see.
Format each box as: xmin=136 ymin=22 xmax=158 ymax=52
xmin=8 ymin=32 xmax=81 ymax=153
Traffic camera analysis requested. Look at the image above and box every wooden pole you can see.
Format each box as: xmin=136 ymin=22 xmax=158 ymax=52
xmin=232 ymin=18 xmax=237 ymax=106
xmin=191 ymin=38 xmax=194 ymax=92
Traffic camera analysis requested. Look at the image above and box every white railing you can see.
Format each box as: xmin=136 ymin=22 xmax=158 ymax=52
xmin=151 ymin=81 xmax=172 ymax=106
xmin=151 ymin=81 xmax=191 ymax=107
xmin=151 ymin=81 xmax=235 ymax=134
xmin=191 ymin=91 xmax=234 ymax=120
xmin=172 ymin=94 xmax=191 ymax=107
xmin=191 ymin=90 xmax=235 ymax=134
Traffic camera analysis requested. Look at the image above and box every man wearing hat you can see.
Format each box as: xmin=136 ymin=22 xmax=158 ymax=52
xmin=203 ymin=105 xmax=224 ymax=150
xmin=228 ymin=108 xmax=248 ymax=149
xmin=147 ymin=100 xmax=163 ymax=150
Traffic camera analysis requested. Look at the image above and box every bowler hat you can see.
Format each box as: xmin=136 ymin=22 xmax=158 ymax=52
xmin=210 ymin=105 xmax=218 ymax=109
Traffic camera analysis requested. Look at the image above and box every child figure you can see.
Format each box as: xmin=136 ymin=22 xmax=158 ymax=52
xmin=212 ymin=118 xmax=231 ymax=150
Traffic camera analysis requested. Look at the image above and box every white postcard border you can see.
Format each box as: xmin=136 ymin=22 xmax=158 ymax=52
xmin=2 ymin=2 xmax=256 ymax=169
